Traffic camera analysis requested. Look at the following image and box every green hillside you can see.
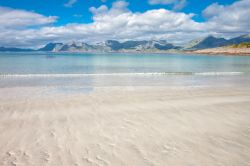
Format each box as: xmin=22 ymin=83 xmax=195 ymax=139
xmin=229 ymin=42 xmax=250 ymax=48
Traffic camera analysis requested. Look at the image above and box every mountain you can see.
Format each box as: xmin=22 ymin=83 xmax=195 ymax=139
xmin=1 ymin=34 xmax=250 ymax=52
xmin=184 ymin=36 xmax=228 ymax=50
xmin=227 ymin=34 xmax=250 ymax=45
xmin=0 ymin=47 xmax=34 ymax=52
xmin=105 ymin=40 xmax=180 ymax=51
xmin=38 ymin=42 xmax=109 ymax=52
xmin=38 ymin=43 xmax=63 ymax=51
xmin=185 ymin=34 xmax=250 ymax=50
xmin=38 ymin=40 xmax=180 ymax=52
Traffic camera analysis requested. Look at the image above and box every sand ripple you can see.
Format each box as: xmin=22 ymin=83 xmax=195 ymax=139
xmin=0 ymin=86 xmax=250 ymax=166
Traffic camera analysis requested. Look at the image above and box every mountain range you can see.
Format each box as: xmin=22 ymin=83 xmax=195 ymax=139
xmin=184 ymin=34 xmax=250 ymax=50
xmin=0 ymin=47 xmax=33 ymax=52
xmin=1 ymin=34 xmax=250 ymax=52
xmin=37 ymin=40 xmax=181 ymax=52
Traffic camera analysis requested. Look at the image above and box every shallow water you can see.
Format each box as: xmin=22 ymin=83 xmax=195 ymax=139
xmin=1 ymin=52 xmax=250 ymax=74
xmin=0 ymin=52 xmax=250 ymax=90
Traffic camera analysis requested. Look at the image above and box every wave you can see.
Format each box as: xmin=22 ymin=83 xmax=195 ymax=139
xmin=194 ymin=72 xmax=244 ymax=76
xmin=0 ymin=72 xmax=245 ymax=78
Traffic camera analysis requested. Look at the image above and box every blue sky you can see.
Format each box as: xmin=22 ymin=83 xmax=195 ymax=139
xmin=0 ymin=0 xmax=249 ymax=47
xmin=0 ymin=0 xmax=236 ymax=24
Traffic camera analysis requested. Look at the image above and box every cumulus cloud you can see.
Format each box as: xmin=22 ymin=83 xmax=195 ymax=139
xmin=202 ymin=3 xmax=224 ymax=18
xmin=203 ymin=0 xmax=250 ymax=34
xmin=149 ymin=0 xmax=176 ymax=5
xmin=87 ymin=1 xmax=201 ymax=42
xmin=98 ymin=4 xmax=196 ymax=32
xmin=0 ymin=7 xmax=57 ymax=29
xmin=0 ymin=0 xmax=250 ymax=48
xmin=0 ymin=1 xmax=201 ymax=47
xmin=148 ymin=0 xmax=187 ymax=10
xmin=64 ymin=0 xmax=77 ymax=7
xmin=173 ymin=0 xmax=187 ymax=10
xmin=89 ymin=5 xmax=108 ymax=15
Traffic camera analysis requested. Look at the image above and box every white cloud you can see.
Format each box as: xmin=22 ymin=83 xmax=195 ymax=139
xmin=173 ymin=0 xmax=187 ymax=10
xmin=0 ymin=7 xmax=57 ymax=29
xmin=202 ymin=3 xmax=224 ymax=19
xmin=89 ymin=5 xmax=108 ymax=15
xmin=148 ymin=0 xmax=187 ymax=10
xmin=0 ymin=0 xmax=250 ymax=48
xmin=64 ymin=0 xmax=77 ymax=7
xmin=203 ymin=0 xmax=250 ymax=34
xmin=86 ymin=1 xmax=201 ymax=42
xmin=148 ymin=0 xmax=176 ymax=5
xmin=0 ymin=6 xmax=57 ymax=47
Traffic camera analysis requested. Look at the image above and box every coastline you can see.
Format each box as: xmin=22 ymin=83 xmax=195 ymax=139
xmin=26 ymin=49 xmax=250 ymax=56
xmin=186 ymin=47 xmax=250 ymax=56
xmin=0 ymin=52 xmax=250 ymax=165
xmin=1 ymin=47 xmax=250 ymax=56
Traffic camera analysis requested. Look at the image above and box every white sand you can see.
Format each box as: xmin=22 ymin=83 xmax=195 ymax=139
xmin=0 ymin=86 xmax=250 ymax=166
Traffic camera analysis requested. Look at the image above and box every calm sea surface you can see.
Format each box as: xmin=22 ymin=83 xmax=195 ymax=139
xmin=1 ymin=52 xmax=250 ymax=89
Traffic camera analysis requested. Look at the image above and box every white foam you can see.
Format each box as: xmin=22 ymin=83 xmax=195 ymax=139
xmin=194 ymin=72 xmax=243 ymax=76
xmin=0 ymin=72 xmax=245 ymax=78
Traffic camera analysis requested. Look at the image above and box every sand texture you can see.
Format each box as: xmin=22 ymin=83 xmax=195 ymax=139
xmin=191 ymin=47 xmax=250 ymax=56
xmin=0 ymin=86 xmax=250 ymax=166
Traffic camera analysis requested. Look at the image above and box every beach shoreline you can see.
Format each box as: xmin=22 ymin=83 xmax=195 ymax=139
xmin=186 ymin=47 xmax=250 ymax=56
xmin=0 ymin=85 xmax=250 ymax=166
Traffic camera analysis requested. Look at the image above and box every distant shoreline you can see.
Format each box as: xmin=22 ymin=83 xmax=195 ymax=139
xmin=185 ymin=47 xmax=250 ymax=56
xmin=1 ymin=49 xmax=250 ymax=56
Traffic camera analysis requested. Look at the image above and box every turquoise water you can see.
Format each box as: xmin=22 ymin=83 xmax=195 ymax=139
xmin=0 ymin=52 xmax=250 ymax=89
xmin=0 ymin=52 xmax=250 ymax=74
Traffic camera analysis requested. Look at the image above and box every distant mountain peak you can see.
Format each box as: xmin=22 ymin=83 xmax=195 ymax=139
xmin=185 ymin=35 xmax=228 ymax=50
xmin=36 ymin=39 xmax=180 ymax=52
xmin=1 ymin=34 xmax=250 ymax=52
xmin=0 ymin=46 xmax=34 ymax=52
xmin=38 ymin=43 xmax=63 ymax=51
xmin=184 ymin=34 xmax=250 ymax=50
xmin=237 ymin=34 xmax=250 ymax=38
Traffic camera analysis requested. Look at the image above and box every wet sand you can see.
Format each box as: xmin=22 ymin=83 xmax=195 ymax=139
xmin=0 ymin=85 xmax=250 ymax=166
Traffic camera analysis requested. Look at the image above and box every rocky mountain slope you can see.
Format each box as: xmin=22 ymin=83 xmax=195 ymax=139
xmin=185 ymin=34 xmax=250 ymax=50
xmin=38 ymin=40 xmax=180 ymax=52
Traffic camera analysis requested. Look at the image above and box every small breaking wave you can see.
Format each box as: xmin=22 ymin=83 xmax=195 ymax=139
xmin=194 ymin=72 xmax=244 ymax=76
xmin=0 ymin=72 xmax=245 ymax=78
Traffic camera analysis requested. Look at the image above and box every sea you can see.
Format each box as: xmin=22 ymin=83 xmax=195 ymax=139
xmin=1 ymin=52 xmax=250 ymax=91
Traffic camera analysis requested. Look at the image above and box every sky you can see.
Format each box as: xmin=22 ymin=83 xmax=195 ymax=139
xmin=0 ymin=0 xmax=249 ymax=48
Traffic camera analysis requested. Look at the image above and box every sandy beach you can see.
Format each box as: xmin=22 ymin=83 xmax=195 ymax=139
xmin=0 ymin=85 xmax=250 ymax=166
xmin=191 ymin=47 xmax=250 ymax=56
xmin=1 ymin=0 xmax=250 ymax=165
